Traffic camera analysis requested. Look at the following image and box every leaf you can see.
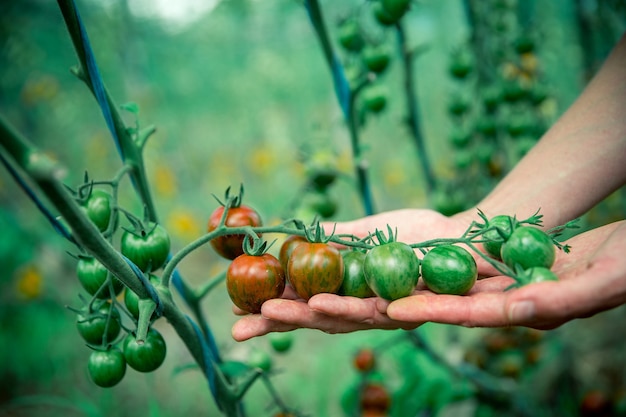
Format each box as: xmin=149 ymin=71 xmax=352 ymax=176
xmin=120 ymin=101 xmax=139 ymax=114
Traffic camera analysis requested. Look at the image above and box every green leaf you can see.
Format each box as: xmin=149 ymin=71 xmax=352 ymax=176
xmin=120 ymin=101 xmax=139 ymax=114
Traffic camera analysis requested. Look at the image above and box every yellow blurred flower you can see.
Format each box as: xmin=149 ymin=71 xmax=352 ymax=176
xmin=153 ymin=165 xmax=177 ymax=198
xmin=167 ymin=209 xmax=201 ymax=241
xmin=15 ymin=265 xmax=43 ymax=300
xmin=248 ymin=147 xmax=276 ymax=176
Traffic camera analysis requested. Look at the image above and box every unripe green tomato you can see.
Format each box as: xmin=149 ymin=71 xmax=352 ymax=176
xmin=302 ymin=190 xmax=337 ymax=219
xmin=76 ymin=303 xmax=122 ymax=345
xmin=501 ymin=226 xmax=555 ymax=270
xmin=77 ymin=257 xmax=124 ymax=299
xmin=364 ymin=242 xmax=420 ymax=300
xmin=247 ymin=349 xmax=272 ymax=372
xmin=269 ymin=332 xmax=294 ymax=353
xmin=372 ymin=1 xmax=396 ymax=26
xmin=88 ymin=347 xmax=126 ymax=388
xmin=362 ymin=44 xmax=391 ymax=74
xmin=362 ymin=84 xmax=388 ymax=113
xmin=421 ymin=245 xmax=477 ymax=295
xmin=521 ymin=267 xmax=558 ymax=284
xmin=381 ymin=0 xmax=411 ymax=20
xmin=123 ymin=328 xmax=167 ymax=373
xmin=121 ymin=223 xmax=171 ymax=272
xmin=338 ymin=251 xmax=375 ymax=298
xmin=338 ymin=19 xmax=364 ymax=52
xmin=483 ymin=215 xmax=518 ymax=259
xmin=124 ymin=274 xmax=161 ymax=319
xmin=82 ymin=189 xmax=114 ymax=232
xmin=449 ymin=127 xmax=472 ymax=148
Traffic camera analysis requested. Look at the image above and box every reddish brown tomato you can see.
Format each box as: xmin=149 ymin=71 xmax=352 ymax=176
xmin=353 ymin=348 xmax=376 ymax=372
xmin=207 ymin=205 xmax=262 ymax=260
xmin=360 ymin=383 xmax=391 ymax=413
xmin=278 ymin=235 xmax=307 ymax=271
xmin=287 ymin=242 xmax=344 ymax=300
xmin=226 ymin=253 xmax=285 ymax=314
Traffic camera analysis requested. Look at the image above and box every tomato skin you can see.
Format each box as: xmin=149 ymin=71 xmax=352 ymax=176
xmin=226 ymin=253 xmax=285 ymax=314
xmin=123 ymin=328 xmax=167 ymax=373
xmin=77 ymin=257 xmax=124 ymax=298
xmin=207 ymin=205 xmax=262 ymax=260
xmin=501 ymin=226 xmax=555 ymax=270
xmin=88 ymin=347 xmax=126 ymax=388
xmin=338 ymin=251 xmax=375 ymax=298
xmin=76 ymin=303 xmax=121 ymax=345
xmin=363 ymin=242 xmax=419 ymax=301
xmin=483 ymin=215 xmax=518 ymax=259
xmin=121 ymin=223 xmax=170 ymax=272
xmin=278 ymin=235 xmax=307 ymax=271
xmin=287 ymin=242 xmax=344 ymax=300
xmin=421 ymin=245 xmax=477 ymax=295
xmin=83 ymin=189 xmax=113 ymax=232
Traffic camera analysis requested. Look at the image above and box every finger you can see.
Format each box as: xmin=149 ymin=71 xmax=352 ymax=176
xmin=307 ymin=293 xmax=390 ymax=323
xmin=231 ymin=315 xmax=298 ymax=342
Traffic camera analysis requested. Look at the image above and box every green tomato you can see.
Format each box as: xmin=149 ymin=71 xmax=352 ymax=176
xmin=337 ymin=19 xmax=364 ymax=52
xmin=501 ymin=226 xmax=556 ymax=270
xmin=83 ymin=189 xmax=113 ymax=232
xmin=372 ymin=1 xmax=396 ymax=26
xmin=421 ymin=245 xmax=477 ymax=295
xmin=121 ymin=223 xmax=170 ymax=272
xmin=381 ymin=0 xmax=411 ymax=20
xmin=88 ymin=347 xmax=126 ymax=388
xmin=521 ymin=267 xmax=558 ymax=284
xmin=302 ymin=190 xmax=337 ymax=219
xmin=124 ymin=274 xmax=160 ymax=320
xmin=76 ymin=257 xmax=124 ymax=299
xmin=362 ymin=44 xmax=391 ymax=74
xmin=123 ymin=328 xmax=167 ymax=373
xmin=363 ymin=241 xmax=420 ymax=300
xmin=269 ymin=332 xmax=294 ymax=354
xmin=76 ymin=302 xmax=122 ymax=345
xmin=483 ymin=215 xmax=519 ymax=259
xmin=247 ymin=349 xmax=272 ymax=372
xmin=362 ymin=84 xmax=388 ymax=113
xmin=338 ymin=251 xmax=375 ymax=298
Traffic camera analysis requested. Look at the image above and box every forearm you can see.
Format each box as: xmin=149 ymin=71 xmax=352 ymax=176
xmin=467 ymin=33 xmax=626 ymax=228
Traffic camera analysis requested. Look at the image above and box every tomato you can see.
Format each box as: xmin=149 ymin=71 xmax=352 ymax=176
xmin=448 ymin=95 xmax=470 ymax=117
xmin=514 ymin=35 xmax=535 ymax=54
xmin=372 ymin=1 xmax=396 ymax=26
xmin=448 ymin=52 xmax=473 ymax=79
xmin=123 ymin=328 xmax=167 ymax=373
xmin=360 ymin=382 xmax=391 ymax=412
xmin=88 ymin=347 xmax=126 ymax=388
xmin=207 ymin=205 xmax=262 ymax=260
xmin=279 ymin=235 xmax=308 ymax=271
xmin=82 ymin=189 xmax=114 ymax=232
xmin=247 ymin=349 xmax=272 ymax=372
xmin=77 ymin=256 xmax=124 ymax=298
xmin=421 ymin=245 xmax=477 ymax=295
xmin=269 ymin=332 xmax=293 ymax=354
xmin=338 ymin=19 xmax=364 ymax=52
xmin=381 ymin=0 xmax=411 ymax=20
xmin=521 ymin=266 xmax=558 ymax=284
xmin=501 ymin=226 xmax=555 ymax=270
xmin=76 ymin=303 xmax=121 ymax=345
xmin=362 ymin=84 xmax=387 ymax=113
xmin=362 ymin=44 xmax=391 ymax=74
xmin=353 ymin=348 xmax=376 ymax=372
xmin=482 ymin=215 xmax=518 ymax=259
xmin=338 ymin=251 xmax=375 ymax=298
xmin=363 ymin=241 xmax=419 ymax=300
xmin=449 ymin=127 xmax=472 ymax=148
xmin=287 ymin=242 xmax=344 ymax=300
xmin=124 ymin=274 xmax=161 ymax=319
xmin=226 ymin=253 xmax=285 ymax=314
xmin=121 ymin=223 xmax=170 ymax=272
xmin=302 ymin=190 xmax=337 ymax=219
xmin=305 ymin=151 xmax=338 ymax=190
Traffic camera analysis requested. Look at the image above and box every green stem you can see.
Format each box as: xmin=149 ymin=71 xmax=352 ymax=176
xmin=395 ymin=22 xmax=436 ymax=194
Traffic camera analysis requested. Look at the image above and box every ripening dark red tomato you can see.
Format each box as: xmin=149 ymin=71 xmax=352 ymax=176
xmin=226 ymin=253 xmax=285 ymax=314
xmin=360 ymin=382 xmax=391 ymax=413
xmin=287 ymin=242 xmax=344 ymax=300
xmin=279 ymin=235 xmax=308 ymax=271
xmin=353 ymin=348 xmax=376 ymax=372
xmin=207 ymin=205 xmax=262 ymax=260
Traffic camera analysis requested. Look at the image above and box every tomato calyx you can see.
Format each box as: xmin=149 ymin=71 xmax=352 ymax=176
xmin=212 ymin=184 xmax=246 ymax=211
xmin=302 ymin=220 xmax=336 ymax=244
xmin=370 ymin=224 xmax=398 ymax=246
xmin=241 ymin=235 xmax=275 ymax=257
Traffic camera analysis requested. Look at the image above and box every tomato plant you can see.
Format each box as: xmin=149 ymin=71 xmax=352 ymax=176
xmin=207 ymin=204 xmax=262 ymax=260
xmin=121 ymin=223 xmax=170 ymax=272
xmin=421 ymin=245 xmax=477 ymax=295
xmin=87 ymin=347 xmax=127 ymax=388
xmin=81 ymin=189 xmax=114 ymax=232
xmin=287 ymin=241 xmax=344 ymax=300
xmin=363 ymin=230 xmax=419 ymax=301
xmin=76 ymin=256 xmax=124 ymax=298
xmin=76 ymin=302 xmax=122 ymax=346
xmin=123 ymin=328 xmax=167 ymax=373
xmin=339 ymin=250 xmax=375 ymax=298
xmin=501 ymin=226 xmax=555 ymax=270
xmin=226 ymin=252 xmax=285 ymax=314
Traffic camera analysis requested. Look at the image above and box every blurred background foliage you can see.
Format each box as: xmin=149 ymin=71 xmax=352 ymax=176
xmin=1 ymin=0 xmax=625 ymax=416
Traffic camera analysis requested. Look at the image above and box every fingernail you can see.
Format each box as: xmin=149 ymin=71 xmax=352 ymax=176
xmin=508 ymin=301 xmax=535 ymax=323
